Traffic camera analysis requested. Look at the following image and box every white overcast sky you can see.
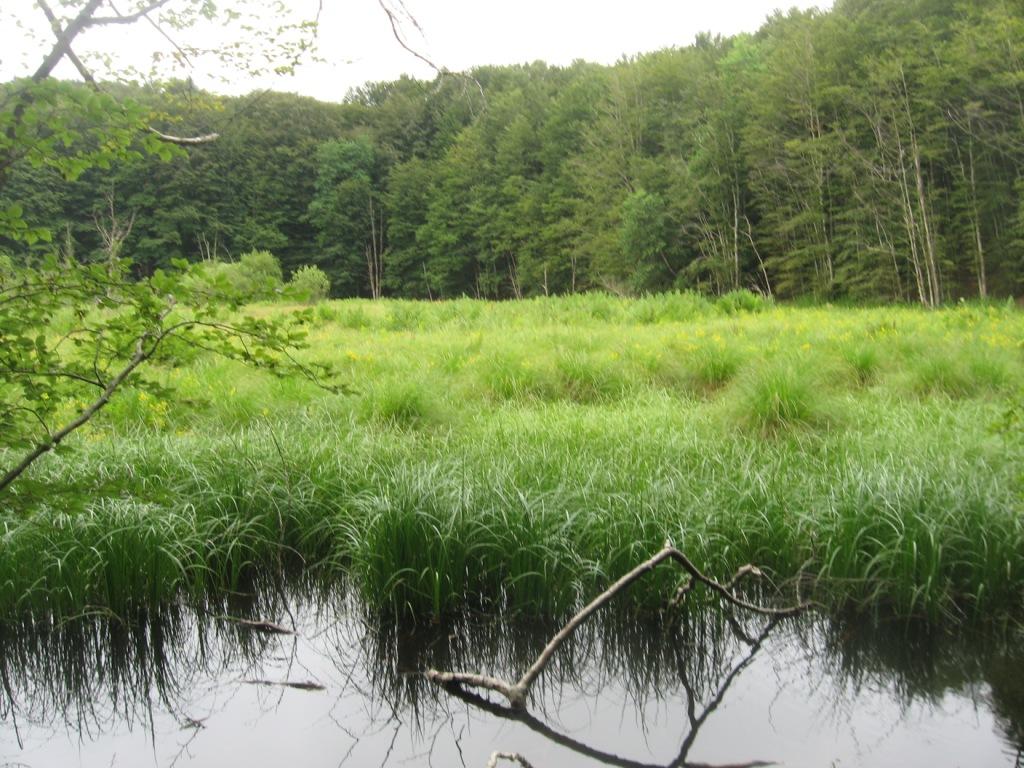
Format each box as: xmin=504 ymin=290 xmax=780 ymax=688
xmin=2 ymin=0 xmax=833 ymax=103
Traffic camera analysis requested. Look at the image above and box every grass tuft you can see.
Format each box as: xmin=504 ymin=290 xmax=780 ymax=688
xmin=731 ymin=359 xmax=831 ymax=433
xmin=359 ymin=380 xmax=445 ymax=428
xmin=686 ymin=344 xmax=743 ymax=393
xmin=841 ymin=343 xmax=881 ymax=386
xmin=556 ymin=352 xmax=629 ymax=403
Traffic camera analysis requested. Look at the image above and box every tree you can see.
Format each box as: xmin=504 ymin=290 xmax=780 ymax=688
xmin=416 ymin=128 xmax=490 ymax=298
xmin=741 ymin=10 xmax=842 ymax=299
xmin=307 ymin=138 xmax=388 ymax=297
xmin=619 ymin=188 xmax=672 ymax=292
xmin=7 ymin=0 xmax=1024 ymax=307
xmin=383 ymin=157 xmax=436 ymax=297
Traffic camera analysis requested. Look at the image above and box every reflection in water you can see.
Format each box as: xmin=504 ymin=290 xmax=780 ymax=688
xmin=432 ymin=616 xmax=782 ymax=768
xmin=0 ymin=592 xmax=289 ymax=751
xmin=821 ymin=613 xmax=1024 ymax=767
xmin=0 ymin=588 xmax=1021 ymax=767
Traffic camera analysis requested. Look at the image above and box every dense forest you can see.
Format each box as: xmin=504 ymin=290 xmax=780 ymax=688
xmin=3 ymin=0 xmax=1024 ymax=303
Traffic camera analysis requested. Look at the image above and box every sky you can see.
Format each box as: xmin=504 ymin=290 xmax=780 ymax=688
xmin=2 ymin=0 xmax=833 ymax=103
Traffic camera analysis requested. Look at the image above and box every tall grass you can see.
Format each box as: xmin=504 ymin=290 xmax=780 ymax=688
xmin=2 ymin=296 xmax=1022 ymax=624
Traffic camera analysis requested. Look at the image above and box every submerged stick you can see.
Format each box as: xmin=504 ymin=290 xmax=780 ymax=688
xmin=241 ymin=679 xmax=326 ymax=691
xmin=211 ymin=615 xmax=296 ymax=635
xmin=426 ymin=542 xmax=809 ymax=709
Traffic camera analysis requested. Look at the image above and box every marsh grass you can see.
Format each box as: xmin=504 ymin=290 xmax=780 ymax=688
xmin=358 ymin=379 xmax=447 ymax=429
xmin=841 ymin=343 xmax=882 ymax=386
xmin=730 ymin=358 xmax=834 ymax=434
xmin=475 ymin=350 xmax=559 ymax=402
xmin=555 ymin=351 xmax=630 ymax=403
xmin=686 ymin=343 xmax=744 ymax=393
xmin=3 ymin=296 xmax=1023 ymax=625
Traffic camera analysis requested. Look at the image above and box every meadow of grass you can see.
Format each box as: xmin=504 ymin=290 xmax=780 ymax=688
xmin=2 ymin=292 xmax=1022 ymax=624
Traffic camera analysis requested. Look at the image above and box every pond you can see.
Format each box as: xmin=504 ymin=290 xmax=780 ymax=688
xmin=1 ymin=589 xmax=1021 ymax=768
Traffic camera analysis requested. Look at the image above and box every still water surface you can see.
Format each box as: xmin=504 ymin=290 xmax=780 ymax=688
xmin=1 ymin=591 xmax=1021 ymax=768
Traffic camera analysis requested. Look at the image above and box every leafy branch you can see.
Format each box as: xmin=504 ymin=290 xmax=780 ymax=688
xmin=0 ymin=255 xmax=338 ymax=496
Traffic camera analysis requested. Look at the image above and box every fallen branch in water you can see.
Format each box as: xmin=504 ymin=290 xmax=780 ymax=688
xmin=241 ymin=679 xmax=326 ymax=691
xmin=443 ymin=615 xmax=782 ymax=768
xmin=211 ymin=615 xmax=295 ymax=635
xmin=426 ymin=541 xmax=809 ymax=710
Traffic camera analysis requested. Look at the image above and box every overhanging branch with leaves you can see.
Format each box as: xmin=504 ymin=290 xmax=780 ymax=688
xmin=0 ymin=257 xmax=338 ymax=496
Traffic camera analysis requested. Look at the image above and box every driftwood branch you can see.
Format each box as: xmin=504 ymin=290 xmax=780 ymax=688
xmin=443 ymin=614 xmax=782 ymax=768
xmin=446 ymin=624 xmax=778 ymax=768
xmin=426 ymin=542 xmax=809 ymax=710
xmin=675 ymin=617 xmax=780 ymax=763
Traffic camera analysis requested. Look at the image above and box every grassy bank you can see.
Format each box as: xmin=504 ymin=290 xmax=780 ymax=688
xmin=2 ymin=294 xmax=1022 ymax=623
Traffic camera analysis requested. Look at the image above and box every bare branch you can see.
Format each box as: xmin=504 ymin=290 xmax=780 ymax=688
xmin=32 ymin=0 xmax=105 ymax=82
xmin=241 ymin=679 xmax=326 ymax=691
xmin=426 ymin=542 xmax=810 ymax=710
xmin=376 ymin=0 xmax=444 ymax=75
xmin=4 ymin=368 xmax=104 ymax=389
xmin=35 ymin=1 xmax=221 ymax=149
xmin=376 ymin=0 xmax=485 ymax=104
xmin=94 ymin=189 xmax=137 ymax=263
xmin=143 ymin=14 xmax=194 ymax=68
xmin=6 ymin=405 xmax=55 ymax=441
xmin=675 ymin=618 xmax=780 ymax=763
xmin=36 ymin=0 xmax=97 ymax=85
xmin=444 ymin=664 xmax=778 ymax=768
xmin=0 ymin=297 xmax=341 ymax=494
xmin=147 ymin=127 xmax=220 ymax=145
xmin=210 ymin=614 xmax=295 ymax=635
xmin=85 ymin=0 xmax=177 ymax=27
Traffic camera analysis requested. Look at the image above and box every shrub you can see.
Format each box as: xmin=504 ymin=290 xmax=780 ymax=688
xmin=187 ymin=250 xmax=284 ymax=302
xmin=288 ymin=264 xmax=331 ymax=303
xmin=716 ymin=289 xmax=770 ymax=315
xmin=239 ymin=249 xmax=283 ymax=285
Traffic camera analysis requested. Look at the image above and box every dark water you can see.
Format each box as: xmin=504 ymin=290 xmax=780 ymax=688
xmin=1 ymin=591 xmax=1021 ymax=768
